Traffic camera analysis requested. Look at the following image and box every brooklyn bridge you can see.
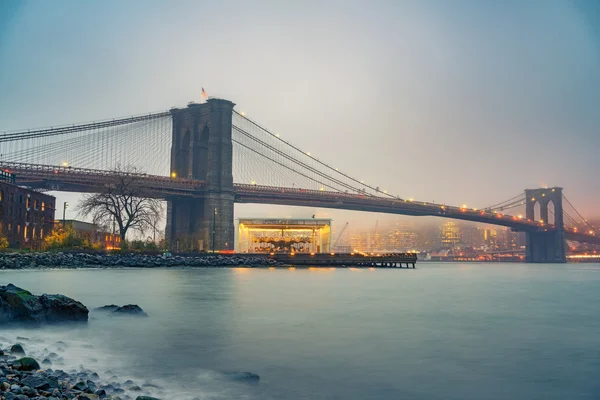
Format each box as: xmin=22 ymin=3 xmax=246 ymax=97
xmin=1 ymin=98 xmax=597 ymax=263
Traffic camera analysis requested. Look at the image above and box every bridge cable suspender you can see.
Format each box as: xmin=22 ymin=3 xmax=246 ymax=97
xmin=234 ymin=111 xmax=403 ymax=200
xmin=562 ymin=194 xmax=596 ymax=231
xmin=233 ymin=126 xmax=371 ymax=195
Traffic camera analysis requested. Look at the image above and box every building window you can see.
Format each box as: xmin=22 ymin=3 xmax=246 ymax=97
xmin=32 ymin=227 xmax=36 ymax=239
xmin=40 ymin=228 xmax=44 ymax=238
xmin=24 ymin=226 xmax=28 ymax=238
xmin=0 ymin=190 xmax=3 ymax=201
xmin=9 ymin=193 xmax=13 ymax=201
xmin=19 ymin=195 xmax=23 ymax=204
xmin=41 ymin=201 xmax=45 ymax=211
xmin=8 ymin=223 xmax=11 ymax=232
xmin=33 ymin=199 xmax=38 ymax=209
xmin=17 ymin=225 xmax=21 ymax=234
xmin=26 ymin=197 xmax=31 ymax=208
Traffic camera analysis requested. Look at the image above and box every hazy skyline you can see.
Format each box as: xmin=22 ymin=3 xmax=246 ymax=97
xmin=1 ymin=0 xmax=599 ymax=229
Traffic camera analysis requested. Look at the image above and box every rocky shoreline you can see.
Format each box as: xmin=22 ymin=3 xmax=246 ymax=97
xmin=0 ymin=333 xmax=170 ymax=400
xmin=0 ymin=253 xmax=281 ymax=270
xmin=1 ymin=331 xmax=259 ymax=400
xmin=1 ymin=285 xmax=260 ymax=400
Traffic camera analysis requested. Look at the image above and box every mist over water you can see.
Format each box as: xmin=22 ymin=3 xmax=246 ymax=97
xmin=1 ymin=264 xmax=600 ymax=400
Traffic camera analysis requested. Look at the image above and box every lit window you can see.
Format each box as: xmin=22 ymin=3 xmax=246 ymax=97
xmin=41 ymin=202 xmax=45 ymax=211
xmin=17 ymin=225 xmax=21 ymax=234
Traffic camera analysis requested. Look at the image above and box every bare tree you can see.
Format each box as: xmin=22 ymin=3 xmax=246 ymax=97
xmin=77 ymin=165 xmax=163 ymax=241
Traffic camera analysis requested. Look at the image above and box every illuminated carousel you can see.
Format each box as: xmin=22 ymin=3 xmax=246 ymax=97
xmin=238 ymin=218 xmax=332 ymax=253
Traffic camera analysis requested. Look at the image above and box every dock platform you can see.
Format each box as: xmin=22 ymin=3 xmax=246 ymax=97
xmin=264 ymin=252 xmax=417 ymax=268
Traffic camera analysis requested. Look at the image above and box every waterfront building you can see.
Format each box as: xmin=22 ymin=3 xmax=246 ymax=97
xmin=55 ymin=219 xmax=121 ymax=249
xmin=0 ymin=180 xmax=56 ymax=249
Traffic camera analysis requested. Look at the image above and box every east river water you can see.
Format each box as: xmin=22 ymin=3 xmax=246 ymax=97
xmin=1 ymin=263 xmax=600 ymax=400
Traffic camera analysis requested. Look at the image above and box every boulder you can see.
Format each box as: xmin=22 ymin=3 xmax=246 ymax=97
xmin=0 ymin=284 xmax=88 ymax=325
xmin=14 ymin=357 xmax=40 ymax=371
xmin=94 ymin=305 xmax=120 ymax=312
xmin=112 ymin=305 xmax=148 ymax=317
xmin=10 ymin=343 xmax=25 ymax=355
xmin=136 ymin=397 xmax=161 ymax=400
xmin=39 ymin=294 xmax=88 ymax=322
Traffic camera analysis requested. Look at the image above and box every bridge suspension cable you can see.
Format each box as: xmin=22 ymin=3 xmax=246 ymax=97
xmin=232 ymin=111 xmax=403 ymax=200
xmin=562 ymin=194 xmax=596 ymax=231
xmin=232 ymin=125 xmax=375 ymax=195
xmin=483 ymin=193 xmax=526 ymax=211
xmin=0 ymin=111 xmax=170 ymax=142
xmin=0 ymin=112 xmax=172 ymax=176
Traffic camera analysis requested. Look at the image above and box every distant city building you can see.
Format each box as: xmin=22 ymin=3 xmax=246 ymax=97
xmin=349 ymin=232 xmax=369 ymax=252
xmin=483 ymin=228 xmax=497 ymax=249
xmin=386 ymin=228 xmax=419 ymax=251
xmin=440 ymin=221 xmax=461 ymax=249
xmin=56 ymin=219 xmax=121 ymax=249
xmin=461 ymin=225 xmax=484 ymax=249
xmin=0 ymin=181 xmax=56 ymax=249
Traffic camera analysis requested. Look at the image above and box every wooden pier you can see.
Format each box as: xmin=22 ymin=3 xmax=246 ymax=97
xmin=264 ymin=252 xmax=418 ymax=268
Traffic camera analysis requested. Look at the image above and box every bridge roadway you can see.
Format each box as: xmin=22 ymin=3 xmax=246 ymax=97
xmin=2 ymin=161 xmax=598 ymax=245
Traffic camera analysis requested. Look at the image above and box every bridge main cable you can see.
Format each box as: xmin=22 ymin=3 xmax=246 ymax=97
xmin=0 ymin=111 xmax=171 ymax=142
xmin=233 ymin=111 xmax=403 ymax=200
xmin=233 ymin=125 xmax=374 ymax=196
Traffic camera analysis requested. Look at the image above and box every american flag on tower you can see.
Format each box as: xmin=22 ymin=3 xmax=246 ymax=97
xmin=201 ymin=87 xmax=207 ymax=100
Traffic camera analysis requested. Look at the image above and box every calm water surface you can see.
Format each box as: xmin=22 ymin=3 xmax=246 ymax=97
xmin=1 ymin=263 xmax=600 ymax=399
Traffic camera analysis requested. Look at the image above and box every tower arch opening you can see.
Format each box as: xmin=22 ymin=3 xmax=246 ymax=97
xmin=547 ymin=199 xmax=555 ymax=226
xmin=533 ymin=201 xmax=541 ymax=222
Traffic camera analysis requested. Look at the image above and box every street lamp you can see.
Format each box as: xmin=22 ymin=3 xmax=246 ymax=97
xmin=212 ymin=207 xmax=218 ymax=253
xmin=62 ymin=202 xmax=69 ymax=226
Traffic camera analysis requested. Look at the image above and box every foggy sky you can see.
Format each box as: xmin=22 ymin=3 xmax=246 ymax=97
xmin=1 ymin=0 xmax=599 ymax=231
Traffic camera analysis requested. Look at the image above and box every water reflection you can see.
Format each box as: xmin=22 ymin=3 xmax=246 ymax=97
xmin=2 ymin=265 xmax=600 ymax=400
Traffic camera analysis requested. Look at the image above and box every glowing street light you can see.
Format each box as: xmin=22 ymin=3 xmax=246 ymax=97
xmin=171 ymin=172 xmax=177 ymax=178
xmin=240 ymin=111 xmax=246 ymax=116
xmin=62 ymin=161 xmax=68 ymax=167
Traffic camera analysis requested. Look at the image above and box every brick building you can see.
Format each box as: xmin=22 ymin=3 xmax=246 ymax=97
xmin=0 ymin=181 xmax=56 ymax=249
xmin=57 ymin=219 xmax=121 ymax=249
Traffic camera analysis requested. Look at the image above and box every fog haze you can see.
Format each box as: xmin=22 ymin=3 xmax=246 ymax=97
xmin=1 ymin=0 xmax=598 ymax=230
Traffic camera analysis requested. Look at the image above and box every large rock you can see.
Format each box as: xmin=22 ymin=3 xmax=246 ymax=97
xmin=113 ymin=304 xmax=148 ymax=317
xmin=0 ymin=284 xmax=88 ymax=325
xmin=14 ymin=357 xmax=40 ymax=371
xmin=94 ymin=304 xmax=120 ymax=312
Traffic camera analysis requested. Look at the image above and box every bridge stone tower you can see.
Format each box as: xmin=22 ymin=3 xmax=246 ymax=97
xmin=166 ymin=99 xmax=235 ymax=252
xmin=525 ymin=187 xmax=566 ymax=263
